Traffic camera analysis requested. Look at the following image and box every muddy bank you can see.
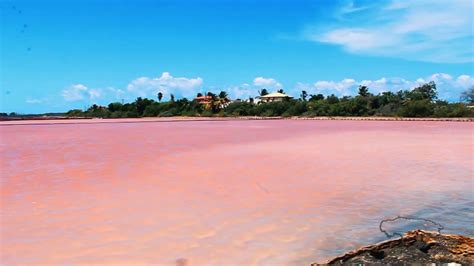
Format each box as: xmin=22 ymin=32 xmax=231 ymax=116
xmin=313 ymin=230 xmax=473 ymax=265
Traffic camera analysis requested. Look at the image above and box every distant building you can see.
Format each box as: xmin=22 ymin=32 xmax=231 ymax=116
xmin=252 ymin=97 xmax=261 ymax=104
xmin=194 ymin=95 xmax=230 ymax=109
xmin=194 ymin=95 xmax=213 ymax=105
xmin=258 ymin=92 xmax=292 ymax=103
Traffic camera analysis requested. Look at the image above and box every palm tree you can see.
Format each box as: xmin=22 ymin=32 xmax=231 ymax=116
xmin=300 ymin=90 xmax=308 ymax=101
xmin=217 ymin=91 xmax=230 ymax=109
xmin=259 ymin=89 xmax=268 ymax=96
xmin=206 ymin=93 xmax=219 ymax=112
xmin=218 ymin=91 xmax=228 ymax=99
xmin=203 ymin=91 xmax=230 ymax=112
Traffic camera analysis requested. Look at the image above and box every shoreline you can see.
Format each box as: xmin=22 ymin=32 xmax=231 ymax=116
xmin=313 ymin=230 xmax=474 ymax=265
xmin=0 ymin=116 xmax=473 ymax=126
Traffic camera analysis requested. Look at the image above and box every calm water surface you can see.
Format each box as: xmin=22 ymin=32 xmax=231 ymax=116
xmin=1 ymin=119 xmax=473 ymax=265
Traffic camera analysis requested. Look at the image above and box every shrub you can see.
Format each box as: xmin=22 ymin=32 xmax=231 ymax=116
xmin=398 ymin=100 xmax=434 ymax=117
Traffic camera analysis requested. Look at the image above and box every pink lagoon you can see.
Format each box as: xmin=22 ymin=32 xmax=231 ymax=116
xmin=1 ymin=119 xmax=473 ymax=265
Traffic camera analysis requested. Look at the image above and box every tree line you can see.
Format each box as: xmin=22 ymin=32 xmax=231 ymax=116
xmin=66 ymin=82 xmax=474 ymax=118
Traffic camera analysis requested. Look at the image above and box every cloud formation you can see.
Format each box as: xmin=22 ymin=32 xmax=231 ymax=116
xmin=295 ymin=73 xmax=474 ymax=101
xmin=26 ymin=98 xmax=47 ymax=104
xmin=226 ymin=83 xmax=255 ymax=100
xmin=57 ymin=73 xmax=472 ymax=106
xmin=61 ymin=84 xmax=97 ymax=102
xmin=127 ymin=72 xmax=203 ymax=99
xmin=60 ymin=72 xmax=203 ymax=103
xmin=305 ymin=0 xmax=473 ymax=63
xmin=253 ymin=77 xmax=283 ymax=90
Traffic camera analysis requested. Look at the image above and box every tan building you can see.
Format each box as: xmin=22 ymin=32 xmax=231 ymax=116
xmin=194 ymin=95 xmax=213 ymax=104
xmin=259 ymin=92 xmax=292 ymax=103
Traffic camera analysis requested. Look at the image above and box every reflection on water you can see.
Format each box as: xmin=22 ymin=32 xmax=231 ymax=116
xmin=1 ymin=119 xmax=473 ymax=265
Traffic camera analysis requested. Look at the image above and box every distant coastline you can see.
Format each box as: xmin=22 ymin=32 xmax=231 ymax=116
xmin=4 ymin=82 xmax=474 ymax=121
xmin=1 ymin=116 xmax=473 ymax=125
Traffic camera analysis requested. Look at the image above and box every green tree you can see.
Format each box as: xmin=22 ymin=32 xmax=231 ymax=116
xmin=300 ymin=90 xmax=308 ymax=101
xmin=135 ymin=97 xmax=153 ymax=116
xmin=277 ymin=89 xmax=285 ymax=93
xmin=217 ymin=91 xmax=230 ymax=110
xmin=309 ymin=94 xmax=324 ymax=101
xmin=358 ymin=86 xmax=369 ymax=97
xmin=157 ymin=92 xmax=163 ymax=102
xmin=143 ymin=104 xmax=160 ymax=117
xmin=326 ymin=94 xmax=339 ymax=104
xmin=66 ymin=109 xmax=84 ymax=117
xmin=86 ymin=104 xmax=109 ymax=118
xmin=63 ymin=80 xmax=474 ymax=119
xmin=218 ymin=91 xmax=228 ymax=99
xmin=398 ymin=99 xmax=434 ymax=117
xmin=460 ymin=86 xmax=474 ymax=104
xmin=409 ymin=81 xmax=438 ymax=101
xmin=108 ymin=102 xmax=123 ymax=112
xmin=259 ymin=89 xmax=268 ymax=96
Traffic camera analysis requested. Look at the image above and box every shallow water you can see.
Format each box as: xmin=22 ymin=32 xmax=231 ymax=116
xmin=1 ymin=119 xmax=473 ymax=265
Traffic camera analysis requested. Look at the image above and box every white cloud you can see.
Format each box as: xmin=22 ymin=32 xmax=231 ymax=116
xmin=301 ymin=73 xmax=474 ymax=101
xmin=104 ymin=87 xmax=126 ymax=100
xmin=26 ymin=98 xmax=47 ymax=104
xmin=314 ymin=78 xmax=356 ymax=96
xmin=305 ymin=0 xmax=473 ymax=63
xmin=360 ymin=77 xmax=413 ymax=93
xmin=58 ymin=72 xmax=203 ymax=104
xmin=61 ymin=84 xmax=115 ymax=103
xmin=127 ymin=72 xmax=203 ymax=99
xmin=88 ymin=89 xmax=102 ymax=99
xmin=55 ymin=72 xmax=473 ymax=106
xmin=253 ymin=77 xmax=283 ymax=90
xmin=61 ymin=84 xmax=90 ymax=101
xmin=226 ymin=77 xmax=286 ymax=100
xmin=220 ymin=77 xmax=288 ymax=100
xmin=456 ymin=75 xmax=474 ymax=88
xmin=226 ymin=83 xmax=256 ymax=100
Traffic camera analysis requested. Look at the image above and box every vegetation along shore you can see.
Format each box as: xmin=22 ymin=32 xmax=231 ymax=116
xmin=3 ymin=82 xmax=474 ymax=120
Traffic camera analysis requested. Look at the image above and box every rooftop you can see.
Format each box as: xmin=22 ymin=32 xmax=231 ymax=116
xmin=194 ymin=96 xmax=213 ymax=100
xmin=260 ymin=92 xmax=292 ymax=98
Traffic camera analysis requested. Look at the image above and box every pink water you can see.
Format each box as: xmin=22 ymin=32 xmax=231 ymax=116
xmin=1 ymin=119 xmax=473 ymax=265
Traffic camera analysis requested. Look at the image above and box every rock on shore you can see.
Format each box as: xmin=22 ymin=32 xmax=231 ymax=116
xmin=313 ymin=230 xmax=473 ymax=265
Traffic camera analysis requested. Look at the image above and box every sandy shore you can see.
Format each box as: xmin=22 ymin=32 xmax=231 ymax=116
xmin=0 ymin=116 xmax=472 ymax=126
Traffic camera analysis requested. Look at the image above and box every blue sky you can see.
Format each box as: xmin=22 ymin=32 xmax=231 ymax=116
xmin=2 ymin=0 xmax=473 ymax=113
